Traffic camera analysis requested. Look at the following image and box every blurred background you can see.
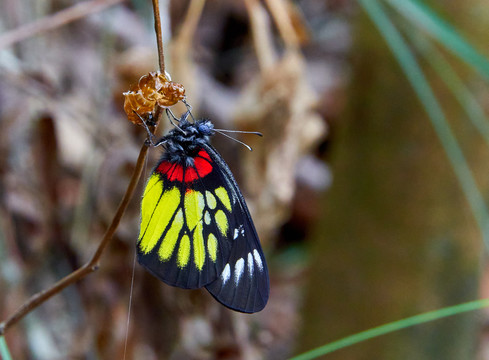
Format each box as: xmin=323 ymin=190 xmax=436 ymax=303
xmin=1 ymin=0 xmax=489 ymax=359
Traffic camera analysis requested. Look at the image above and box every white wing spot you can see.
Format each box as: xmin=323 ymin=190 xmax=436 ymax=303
xmin=247 ymin=252 xmax=254 ymax=277
xmin=253 ymin=249 xmax=263 ymax=271
xmin=204 ymin=211 xmax=211 ymax=225
xmin=234 ymin=258 xmax=245 ymax=285
xmin=233 ymin=225 xmax=244 ymax=240
xmin=221 ymin=264 xmax=231 ymax=285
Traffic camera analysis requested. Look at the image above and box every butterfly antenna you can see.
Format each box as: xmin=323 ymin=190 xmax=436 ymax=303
xmin=214 ymin=128 xmax=263 ymax=137
xmin=214 ymin=130 xmax=255 ymax=151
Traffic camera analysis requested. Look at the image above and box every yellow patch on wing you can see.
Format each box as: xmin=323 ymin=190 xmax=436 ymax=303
xmin=184 ymin=190 xmax=205 ymax=230
xmin=139 ymin=175 xmax=163 ymax=239
xmin=139 ymin=179 xmax=180 ymax=254
xmin=207 ymin=233 xmax=218 ymax=262
xmin=215 ymin=187 xmax=232 ymax=212
xmin=178 ymin=234 xmax=191 ymax=268
xmin=193 ymin=222 xmax=205 ymax=270
xmin=215 ymin=209 xmax=228 ymax=236
xmin=158 ymin=209 xmax=183 ymax=260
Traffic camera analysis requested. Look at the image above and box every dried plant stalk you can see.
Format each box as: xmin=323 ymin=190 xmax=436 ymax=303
xmin=237 ymin=0 xmax=325 ymax=243
xmin=0 ymin=0 xmax=169 ymax=336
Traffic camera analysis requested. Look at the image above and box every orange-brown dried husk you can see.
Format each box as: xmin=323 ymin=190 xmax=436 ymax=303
xmin=123 ymin=71 xmax=185 ymax=124
xmin=138 ymin=71 xmax=169 ymax=102
xmin=123 ymin=88 xmax=156 ymax=125
xmin=155 ymin=81 xmax=186 ymax=107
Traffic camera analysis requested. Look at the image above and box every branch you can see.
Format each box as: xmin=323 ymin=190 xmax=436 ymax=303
xmin=244 ymin=0 xmax=276 ymax=72
xmin=0 ymin=144 xmax=149 ymax=335
xmin=152 ymin=0 xmax=166 ymax=73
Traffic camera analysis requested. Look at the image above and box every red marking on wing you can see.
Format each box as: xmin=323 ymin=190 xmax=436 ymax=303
xmin=157 ymin=161 xmax=184 ymax=181
xmin=194 ymin=150 xmax=213 ymax=178
xmin=170 ymin=165 xmax=184 ymax=181
xmin=198 ymin=149 xmax=211 ymax=161
xmin=184 ymin=167 xmax=199 ymax=182
xmin=156 ymin=161 xmax=174 ymax=176
xmin=155 ymin=149 xmax=213 ymax=183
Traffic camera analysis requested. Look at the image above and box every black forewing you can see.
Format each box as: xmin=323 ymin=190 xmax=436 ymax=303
xmin=202 ymin=144 xmax=270 ymax=313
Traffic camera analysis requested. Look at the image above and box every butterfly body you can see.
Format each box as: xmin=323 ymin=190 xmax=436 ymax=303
xmin=138 ymin=115 xmax=269 ymax=313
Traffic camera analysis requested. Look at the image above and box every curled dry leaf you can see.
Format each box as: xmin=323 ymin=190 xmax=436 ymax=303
xmin=123 ymin=71 xmax=186 ymax=125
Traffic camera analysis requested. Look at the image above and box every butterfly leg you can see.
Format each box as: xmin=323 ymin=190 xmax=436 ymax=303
xmin=165 ymin=108 xmax=187 ymax=134
xmin=181 ymin=98 xmax=196 ymax=122
xmin=133 ymin=111 xmax=158 ymax=146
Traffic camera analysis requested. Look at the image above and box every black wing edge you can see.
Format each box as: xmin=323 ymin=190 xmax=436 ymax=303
xmin=202 ymin=144 xmax=270 ymax=313
xmin=204 ymin=242 xmax=270 ymax=313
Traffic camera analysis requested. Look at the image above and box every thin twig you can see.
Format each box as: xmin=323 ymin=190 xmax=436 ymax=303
xmin=243 ymin=0 xmax=276 ymax=72
xmin=168 ymin=0 xmax=205 ymax=114
xmin=152 ymin=0 xmax=166 ymax=73
xmin=177 ymin=0 xmax=205 ymax=45
xmin=0 ymin=0 xmax=124 ymax=50
xmin=0 ymin=144 xmax=149 ymax=336
xmin=264 ymin=0 xmax=299 ymax=50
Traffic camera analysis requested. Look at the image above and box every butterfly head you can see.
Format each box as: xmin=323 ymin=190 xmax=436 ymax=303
xmin=161 ymin=117 xmax=215 ymax=165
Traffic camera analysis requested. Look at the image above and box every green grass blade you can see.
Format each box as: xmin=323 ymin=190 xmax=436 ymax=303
xmin=357 ymin=0 xmax=489 ymax=250
xmin=386 ymin=0 xmax=489 ymax=79
xmin=406 ymin=32 xmax=489 ymax=147
xmin=290 ymin=298 xmax=489 ymax=360
xmin=0 ymin=336 xmax=13 ymax=360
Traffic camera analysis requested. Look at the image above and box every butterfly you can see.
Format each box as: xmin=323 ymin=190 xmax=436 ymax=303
xmin=137 ymin=110 xmax=269 ymax=313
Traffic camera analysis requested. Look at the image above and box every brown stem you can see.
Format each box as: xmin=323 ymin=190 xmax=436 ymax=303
xmin=0 ymin=144 xmax=149 ymax=336
xmin=152 ymin=0 xmax=166 ymax=73
xmin=244 ymin=0 xmax=276 ymax=72
xmin=264 ymin=0 xmax=299 ymax=50
xmin=0 ymin=0 xmax=124 ymax=50
xmin=177 ymin=0 xmax=205 ymax=45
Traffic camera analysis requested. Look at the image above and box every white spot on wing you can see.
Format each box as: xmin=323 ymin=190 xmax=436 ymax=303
xmin=233 ymin=225 xmax=244 ymax=240
xmin=204 ymin=211 xmax=211 ymax=225
xmin=253 ymin=249 xmax=263 ymax=271
xmin=221 ymin=264 xmax=231 ymax=285
xmin=234 ymin=258 xmax=245 ymax=285
xmin=247 ymin=252 xmax=254 ymax=277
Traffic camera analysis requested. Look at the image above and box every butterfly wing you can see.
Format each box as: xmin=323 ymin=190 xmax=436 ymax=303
xmin=202 ymin=144 xmax=270 ymax=313
xmin=137 ymin=144 xmax=269 ymax=313
xmin=137 ymin=148 xmax=233 ymax=289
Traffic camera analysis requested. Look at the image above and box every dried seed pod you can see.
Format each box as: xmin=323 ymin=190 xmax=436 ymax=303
xmin=123 ymin=71 xmax=185 ymax=125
